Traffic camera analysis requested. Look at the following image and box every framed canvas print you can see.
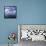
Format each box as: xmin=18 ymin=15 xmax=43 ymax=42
xmin=4 ymin=6 xmax=17 ymax=18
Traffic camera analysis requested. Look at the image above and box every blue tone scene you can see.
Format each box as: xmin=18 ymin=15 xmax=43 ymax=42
xmin=0 ymin=0 xmax=46 ymax=44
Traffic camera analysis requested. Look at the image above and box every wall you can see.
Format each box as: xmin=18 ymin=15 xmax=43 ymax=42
xmin=0 ymin=0 xmax=18 ymax=44
xmin=0 ymin=0 xmax=46 ymax=44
